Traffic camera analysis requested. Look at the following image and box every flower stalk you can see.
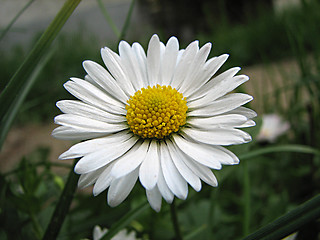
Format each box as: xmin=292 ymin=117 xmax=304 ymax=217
xmin=42 ymin=159 xmax=79 ymax=240
xmin=170 ymin=200 xmax=183 ymax=240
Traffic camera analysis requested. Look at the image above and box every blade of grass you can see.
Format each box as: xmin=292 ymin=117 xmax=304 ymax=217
xmin=42 ymin=159 xmax=79 ymax=240
xmin=239 ymin=144 xmax=320 ymax=160
xmin=0 ymin=0 xmax=81 ymax=129
xmin=243 ymin=194 xmax=320 ymax=240
xmin=0 ymin=47 xmax=55 ymax=149
xmin=96 ymin=0 xmax=120 ymax=38
xmin=100 ymin=201 xmax=149 ymax=240
xmin=117 ymin=0 xmax=136 ymax=43
xmin=0 ymin=0 xmax=36 ymax=42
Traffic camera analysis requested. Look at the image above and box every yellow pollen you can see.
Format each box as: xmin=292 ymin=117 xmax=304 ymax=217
xmin=126 ymin=85 xmax=188 ymax=139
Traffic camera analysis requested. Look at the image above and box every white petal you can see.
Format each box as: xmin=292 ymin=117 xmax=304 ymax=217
xmin=83 ymin=60 xmax=128 ymax=103
xmin=188 ymin=93 xmax=253 ymax=117
xmin=74 ymin=136 xmax=139 ymax=174
xmin=54 ymin=114 xmax=126 ymax=133
xmin=189 ymin=74 xmax=249 ymax=108
xmin=171 ymin=40 xmax=199 ymax=90
xmin=146 ymin=186 xmax=162 ymax=212
xmin=52 ymin=126 xmax=107 ymax=141
xmin=107 ymin=168 xmax=139 ymax=207
xmin=160 ymin=141 xmax=188 ymax=200
xmin=236 ymin=120 xmax=256 ymax=128
xmin=172 ymin=135 xmax=223 ymax=169
xmin=188 ymin=114 xmax=248 ymax=129
xmin=214 ymin=146 xmax=240 ymax=165
xmin=111 ymin=140 xmax=150 ymax=179
xmin=84 ymin=74 xmax=98 ymax=87
xmin=64 ymin=78 xmax=126 ymax=115
xmin=159 ymin=42 xmax=166 ymax=59
xmin=189 ymin=66 xmax=239 ymax=101
xmin=147 ymin=34 xmax=161 ymax=86
xmin=93 ymin=226 xmax=108 ymax=240
xmin=181 ymin=156 xmax=218 ymax=187
xmin=93 ymin=162 xmax=116 ymax=196
xmin=166 ymin=140 xmax=202 ymax=191
xmin=56 ymin=100 xmax=126 ymax=124
xmin=139 ymin=140 xmax=160 ymax=190
xmin=78 ymin=167 xmax=106 ymax=188
xmin=58 ymin=131 xmax=132 ymax=160
xmin=185 ymin=54 xmax=230 ymax=99
xmin=101 ymin=47 xmax=136 ymax=96
xmin=179 ymin=42 xmax=211 ymax=95
xmin=182 ymin=127 xmax=252 ymax=146
xmin=119 ymin=41 xmax=145 ymax=90
xmin=132 ymin=42 xmax=148 ymax=88
xmin=157 ymin=162 xmax=174 ymax=203
xmin=160 ymin=36 xmax=179 ymax=86
xmin=227 ymin=106 xmax=257 ymax=119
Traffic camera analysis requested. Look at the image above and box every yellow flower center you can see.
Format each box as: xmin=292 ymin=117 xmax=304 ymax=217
xmin=126 ymin=85 xmax=188 ymax=139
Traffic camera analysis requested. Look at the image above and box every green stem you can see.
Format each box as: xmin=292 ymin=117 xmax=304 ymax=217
xmin=243 ymin=194 xmax=320 ymax=240
xmin=243 ymin=160 xmax=251 ymax=236
xmin=170 ymin=199 xmax=183 ymax=240
xmin=42 ymin=159 xmax=79 ymax=240
xmin=0 ymin=0 xmax=36 ymax=41
xmin=30 ymin=212 xmax=43 ymax=240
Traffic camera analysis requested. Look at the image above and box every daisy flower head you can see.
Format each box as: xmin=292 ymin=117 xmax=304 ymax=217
xmin=52 ymin=34 xmax=256 ymax=212
xmin=90 ymin=226 xmax=139 ymax=240
xmin=257 ymin=113 xmax=290 ymax=143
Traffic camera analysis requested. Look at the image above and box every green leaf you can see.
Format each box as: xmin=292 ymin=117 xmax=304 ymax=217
xmin=0 ymin=0 xmax=82 ymax=149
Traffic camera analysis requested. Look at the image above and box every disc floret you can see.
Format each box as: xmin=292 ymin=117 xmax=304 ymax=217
xmin=126 ymin=85 xmax=188 ymax=139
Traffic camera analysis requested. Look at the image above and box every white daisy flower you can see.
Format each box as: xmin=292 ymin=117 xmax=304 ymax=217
xmin=257 ymin=114 xmax=290 ymax=143
xmin=52 ymin=34 xmax=256 ymax=212
xmin=86 ymin=226 xmax=138 ymax=240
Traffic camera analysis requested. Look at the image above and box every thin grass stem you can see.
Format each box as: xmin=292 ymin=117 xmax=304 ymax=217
xmin=117 ymin=0 xmax=136 ymax=43
xmin=170 ymin=199 xmax=183 ymax=240
xmin=0 ymin=0 xmax=36 ymax=41
xmin=96 ymin=0 xmax=120 ymax=38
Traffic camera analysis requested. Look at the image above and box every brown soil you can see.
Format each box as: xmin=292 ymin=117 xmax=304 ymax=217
xmin=0 ymin=123 xmax=72 ymax=173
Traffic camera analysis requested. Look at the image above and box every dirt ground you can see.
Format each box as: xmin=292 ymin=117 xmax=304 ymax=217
xmin=0 ymin=58 xmax=301 ymax=173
